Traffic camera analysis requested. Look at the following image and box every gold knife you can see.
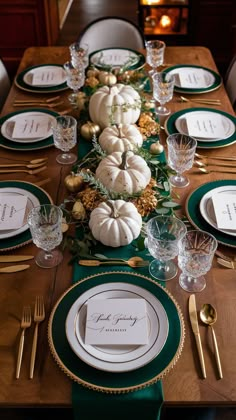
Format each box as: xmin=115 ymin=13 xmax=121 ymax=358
xmin=0 ymin=255 xmax=34 ymax=263
xmin=217 ymin=258 xmax=236 ymax=269
xmin=0 ymin=265 xmax=30 ymax=273
xmin=189 ymin=294 xmax=207 ymax=379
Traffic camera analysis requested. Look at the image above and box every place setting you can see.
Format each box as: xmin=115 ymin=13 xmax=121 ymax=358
xmin=15 ymin=63 xmax=68 ymax=93
xmin=89 ymin=47 xmax=146 ymax=72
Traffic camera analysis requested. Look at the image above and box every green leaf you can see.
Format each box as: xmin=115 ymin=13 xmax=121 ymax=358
xmin=155 ymin=208 xmax=170 ymax=214
xmin=162 ymin=201 xmax=180 ymax=208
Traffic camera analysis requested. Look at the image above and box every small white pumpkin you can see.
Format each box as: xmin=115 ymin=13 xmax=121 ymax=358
xmin=89 ymin=200 xmax=142 ymax=247
xmin=99 ymin=123 xmax=143 ymax=154
xmin=95 ymin=151 xmax=151 ymax=194
xmin=98 ymin=71 xmax=117 ymax=86
xmin=89 ymin=83 xmax=141 ymax=129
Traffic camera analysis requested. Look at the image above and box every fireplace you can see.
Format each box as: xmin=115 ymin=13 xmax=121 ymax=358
xmin=138 ymin=0 xmax=189 ymax=38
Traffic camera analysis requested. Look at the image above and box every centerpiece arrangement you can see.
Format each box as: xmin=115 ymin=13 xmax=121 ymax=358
xmin=61 ymin=64 xmax=179 ymax=256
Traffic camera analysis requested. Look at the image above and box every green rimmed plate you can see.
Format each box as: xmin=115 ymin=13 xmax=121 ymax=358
xmin=0 ymin=108 xmax=59 ymax=151
xmin=15 ymin=64 xmax=68 ymax=93
xmin=0 ymin=180 xmax=53 ymax=251
xmin=186 ymin=180 xmax=236 ymax=248
xmin=48 ymin=271 xmax=185 ymax=393
xmin=165 ymin=107 xmax=236 ymax=149
xmin=165 ymin=65 xmax=222 ymax=94
xmin=89 ymin=48 xmax=145 ymax=71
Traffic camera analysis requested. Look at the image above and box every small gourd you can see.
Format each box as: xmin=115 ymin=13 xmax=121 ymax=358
xmin=89 ymin=83 xmax=141 ymax=129
xmin=98 ymin=123 xmax=143 ymax=154
xmin=89 ymin=200 xmax=142 ymax=247
xmin=64 ymin=172 xmax=84 ymax=193
xmin=72 ymin=200 xmax=86 ymax=220
xmin=95 ymin=151 xmax=151 ymax=194
xmin=80 ymin=121 xmax=101 ymax=141
xmin=98 ymin=71 xmax=117 ymax=86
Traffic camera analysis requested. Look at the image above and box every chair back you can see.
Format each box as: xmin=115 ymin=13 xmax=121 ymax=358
xmin=78 ymin=17 xmax=145 ymax=54
xmin=225 ymin=55 xmax=236 ymax=109
xmin=0 ymin=58 xmax=10 ymax=111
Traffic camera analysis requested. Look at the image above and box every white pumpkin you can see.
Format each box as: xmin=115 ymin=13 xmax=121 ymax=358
xmin=99 ymin=123 xmax=143 ymax=154
xmin=89 ymin=200 xmax=142 ymax=247
xmin=89 ymin=83 xmax=141 ymax=129
xmin=95 ymin=151 xmax=151 ymax=194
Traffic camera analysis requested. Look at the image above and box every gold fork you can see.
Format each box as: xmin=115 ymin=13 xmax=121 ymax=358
xmin=16 ymin=306 xmax=31 ymax=379
xmin=0 ymin=166 xmax=47 ymax=175
xmin=29 ymin=296 xmax=45 ymax=379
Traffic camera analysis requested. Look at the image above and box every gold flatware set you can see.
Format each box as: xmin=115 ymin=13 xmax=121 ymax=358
xmin=189 ymin=294 xmax=223 ymax=379
xmin=16 ymin=296 xmax=45 ymax=379
xmin=180 ymin=95 xmax=221 ymax=106
xmin=0 ymin=255 xmax=33 ymax=273
xmin=13 ymin=95 xmax=64 ymax=108
xmin=195 ymin=152 xmax=236 ymax=161
xmin=0 ymin=166 xmax=47 ymax=175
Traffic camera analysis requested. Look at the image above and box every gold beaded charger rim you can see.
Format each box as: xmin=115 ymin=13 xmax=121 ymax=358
xmin=48 ymin=271 xmax=185 ymax=394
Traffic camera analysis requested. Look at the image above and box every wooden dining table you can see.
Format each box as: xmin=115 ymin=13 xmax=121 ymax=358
xmin=0 ymin=45 xmax=236 ymax=417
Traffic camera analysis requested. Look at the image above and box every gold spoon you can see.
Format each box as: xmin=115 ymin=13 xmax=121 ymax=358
xmin=180 ymin=96 xmax=221 ymax=105
xmin=195 ymin=152 xmax=236 ymax=161
xmin=194 ymin=160 xmax=236 ymax=168
xmin=198 ymin=167 xmax=236 ymax=175
xmin=200 ymin=304 xmax=223 ymax=379
xmin=78 ymin=257 xmax=149 ymax=268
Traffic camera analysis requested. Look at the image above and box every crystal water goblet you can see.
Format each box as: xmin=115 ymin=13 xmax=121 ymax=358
xmin=152 ymin=71 xmax=175 ymax=116
xmin=145 ymin=40 xmax=166 ymax=78
xmin=51 ymin=115 xmax=77 ymax=164
xmin=27 ymin=204 xmax=63 ymax=269
xmin=69 ymin=42 xmax=89 ymax=69
xmin=146 ymin=215 xmax=187 ymax=281
xmin=167 ymin=133 xmax=197 ymax=188
xmin=178 ymin=230 xmax=218 ymax=293
xmin=63 ymin=61 xmax=85 ymax=106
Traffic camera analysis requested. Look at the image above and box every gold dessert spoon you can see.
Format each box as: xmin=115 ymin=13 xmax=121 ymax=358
xmin=198 ymin=167 xmax=236 ymax=175
xmin=200 ymin=303 xmax=223 ymax=379
xmin=195 ymin=152 xmax=236 ymax=161
xmin=78 ymin=257 xmax=149 ymax=268
xmin=195 ymin=160 xmax=236 ymax=168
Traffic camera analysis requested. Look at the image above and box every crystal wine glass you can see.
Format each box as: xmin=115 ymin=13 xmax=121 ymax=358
xmin=69 ymin=42 xmax=89 ymax=69
xmin=27 ymin=204 xmax=63 ymax=269
xmin=178 ymin=230 xmax=218 ymax=293
xmin=167 ymin=133 xmax=197 ymax=188
xmin=152 ymin=71 xmax=175 ymax=116
xmin=51 ymin=115 xmax=77 ymax=165
xmin=146 ymin=215 xmax=187 ymax=281
xmin=63 ymin=61 xmax=85 ymax=106
xmin=145 ymin=40 xmax=166 ymax=78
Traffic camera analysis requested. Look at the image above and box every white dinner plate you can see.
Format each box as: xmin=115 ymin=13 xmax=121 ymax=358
xmin=199 ymin=186 xmax=236 ymax=237
xmin=66 ymin=282 xmax=169 ymax=372
xmin=89 ymin=48 xmax=145 ymax=70
xmin=23 ymin=65 xmax=67 ymax=87
xmin=175 ymin=110 xmax=235 ymax=142
xmin=1 ymin=111 xmax=56 ymax=143
xmin=0 ymin=187 xmax=40 ymax=239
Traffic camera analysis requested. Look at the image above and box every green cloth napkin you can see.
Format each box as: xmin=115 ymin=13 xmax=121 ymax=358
xmin=71 ymin=114 xmax=165 ymax=420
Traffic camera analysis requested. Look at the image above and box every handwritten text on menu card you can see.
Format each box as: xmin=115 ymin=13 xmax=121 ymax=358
xmin=178 ymin=69 xmax=207 ymax=88
xmin=212 ymin=193 xmax=236 ymax=230
xmin=185 ymin=113 xmax=225 ymax=139
xmin=0 ymin=194 xmax=28 ymax=230
xmin=12 ymin=116 xmax=51 ymax=139
xmin=85 ymin=298 xmax=148 ymax=345
xmin=32 ymin=68 xmax=65 ymax=86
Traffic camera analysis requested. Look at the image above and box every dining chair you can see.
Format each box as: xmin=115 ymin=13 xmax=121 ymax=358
xmin=0 ymin=58 xmax=10 ymax=111
xmin=225 ymin=54 xmax=236 ymax=110
xmin=78 ymin=16 xmax=145 ymax=54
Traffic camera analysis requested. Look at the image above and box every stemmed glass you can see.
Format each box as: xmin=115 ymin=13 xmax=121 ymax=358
xmin=145 ymin=40 xmax=166 ymax=77
xmin=51 ymin=115 xmax=77 ymax=164
xmin=178 ymin=230 xmax=218 ymax=293
xmin=27 ymin=204 xmax=63 ymax=269
xmin=63 ymin=61 xmax=85 ymax=106
xmin=152 ymin=71 xmax=175 ymax=116
xmin=167 ymin=133 xmax=197 ymax=188
xmin=146 ymin=215 xmax=187 ymax=281
xmin=69 ymin=42 xmax=89 ymax=69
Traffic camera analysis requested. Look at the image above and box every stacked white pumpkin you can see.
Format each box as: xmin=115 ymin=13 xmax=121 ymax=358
xmin=87 ymin=81 xmax=151 ymax=247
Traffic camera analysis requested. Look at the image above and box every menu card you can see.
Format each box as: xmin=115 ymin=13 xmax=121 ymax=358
xmin=85 ymin=298 xmax=148 ymax=345
xmin=185 ymin=113 xmax=225 ymax=138
xmin=0 ymin=194 xmax=27 ymax=230
xmin=178 ymin=69 xmax=207 ymax=88
xmin=12 ymin=116 xmax=50 ymax=139
xmin=212 ymin=193 xmax=236 ymax=230
xmin=32 ymin=68 xmax=65 ymax=86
